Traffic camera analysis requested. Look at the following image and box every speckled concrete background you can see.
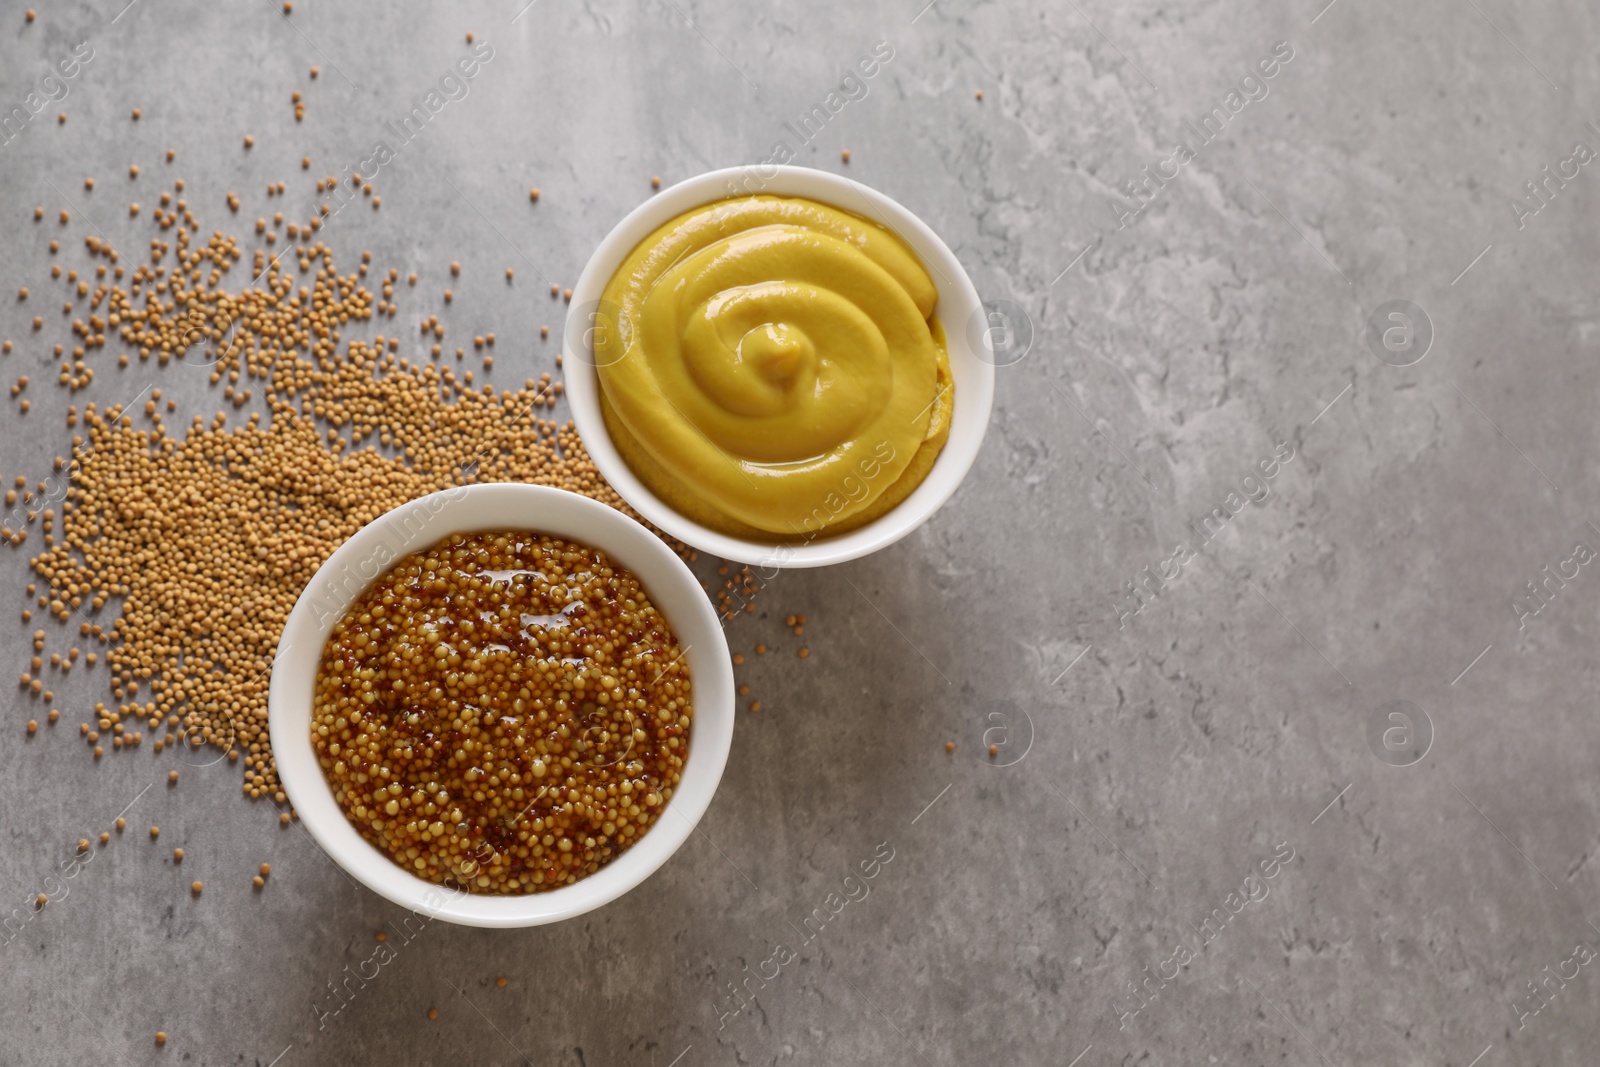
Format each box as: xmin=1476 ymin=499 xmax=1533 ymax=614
xmin=1 ymin=1 xmax=1597 ymax=1065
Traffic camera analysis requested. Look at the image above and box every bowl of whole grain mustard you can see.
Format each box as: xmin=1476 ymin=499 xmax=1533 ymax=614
xmin=564 ymin=166 xmax=995 ymax=569
xmin=268 ymin=484 xmax=734 ymax=927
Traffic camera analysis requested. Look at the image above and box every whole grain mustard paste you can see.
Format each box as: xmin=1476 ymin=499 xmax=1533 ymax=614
xmin=595 ymin=195 xmax=952 ymax=539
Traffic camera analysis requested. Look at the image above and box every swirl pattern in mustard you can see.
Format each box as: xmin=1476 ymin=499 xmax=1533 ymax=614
xmin=595 ymin=195 xmax=952 ymax=539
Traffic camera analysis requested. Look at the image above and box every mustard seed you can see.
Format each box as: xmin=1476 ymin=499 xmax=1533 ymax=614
xmin=16 ymin=213 xmax=655 ymax=807
xmin=190 ymin=881 xmax=202 ymax=894
xmin=841 ymin=149 xmax=850 ymax=162
xmin=427 ymin=1009 xmax=438 ymax=1021
xmin=496 ymin=976 xmax=507 ymax=987
xmin=252 ymin=875 xmax=265 ymax=888
xmin=35 ymin=894 xmax=46 ymax=908
xmin=168 ymin=770 xmax=179 ymax=784
xmin=149 ymin=826 xmax=159 ymax=838
xmin=132 ymin=108 xmax=141 ymax=120
xmin=945 ymin=741 xmax=956 ymax=753
xmin=529 ymin=187 xmax=540 ymax=202
xmin=173 ymin=848 xmax=183 ymax=861
xmin=154 ymin=1032 xmax=166 ymax=1046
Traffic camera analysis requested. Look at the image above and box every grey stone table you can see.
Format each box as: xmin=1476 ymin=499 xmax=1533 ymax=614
xmin=2 ymin=1 xmax=1597 ymax=1064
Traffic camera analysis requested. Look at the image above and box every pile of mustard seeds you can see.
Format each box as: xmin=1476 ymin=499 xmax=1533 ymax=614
xmin=4 ymin=185 xmax=671 ymax=806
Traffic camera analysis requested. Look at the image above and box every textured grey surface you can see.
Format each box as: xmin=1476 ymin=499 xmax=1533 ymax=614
xmin=1 ymin=1 xmax=1598 ymax=1065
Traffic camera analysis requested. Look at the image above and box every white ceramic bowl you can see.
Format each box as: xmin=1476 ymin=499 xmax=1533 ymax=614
xmin=268 ymin=484 xmax=734 ymax=928
xmin=564 ymin=165 xmax=995 ymax=569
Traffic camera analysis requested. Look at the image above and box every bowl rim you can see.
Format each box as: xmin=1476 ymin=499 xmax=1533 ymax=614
xmin=563 ymin=164 xmax=995 ymax=569
xmin=267 ymin=483 xmax=733 ymax=928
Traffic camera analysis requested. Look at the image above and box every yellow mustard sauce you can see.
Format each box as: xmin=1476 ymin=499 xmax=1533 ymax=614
xmin=595 ymin=195 xmax=952 ymax=539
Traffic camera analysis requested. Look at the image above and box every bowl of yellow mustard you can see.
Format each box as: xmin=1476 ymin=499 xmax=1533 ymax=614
xmin=564 ymin=166 xmax=993 ymax=568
